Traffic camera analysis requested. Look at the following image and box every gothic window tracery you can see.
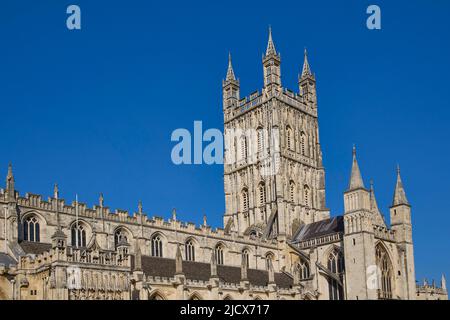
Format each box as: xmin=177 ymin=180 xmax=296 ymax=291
xmin=297 ymin=260 xmax=310 ymax=280
xmin=114 ymin=228 xmax=129 ymax=248
xmin=215 ymin=244 xmax=224 ymax=265
xmin=71 ymin=222 xmax=86 ymax=247
xmin=23 ymin=216 xmax=40 ymax=242
xmin=376 ymin=244 xmax=394 ymax=299
xmin=185 ymin=239 xmax=195 ymax=261
xmin=151 ymin=234 xmax=163 ymax=257
xmin=327 ymin=248 xmax=344 ymax=300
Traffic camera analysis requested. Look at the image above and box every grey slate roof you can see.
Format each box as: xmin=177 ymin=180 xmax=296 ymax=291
xmin=19 ymin=241 xmax=52 ymax=255
xmin=291 ymin=216 xmax=344 ymax=243
xmin=138 ymin=256 xmax=293 ymax=289
xmin=0 ymin=253 xmax=17 ymax=267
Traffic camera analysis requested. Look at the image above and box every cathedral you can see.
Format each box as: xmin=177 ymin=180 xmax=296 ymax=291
xmin=0 ymin=29 xmax=447 ymax=300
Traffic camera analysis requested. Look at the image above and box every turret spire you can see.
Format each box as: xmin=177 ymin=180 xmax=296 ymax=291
xmin=301 ymin=48 xmax=312 ymax=77
xmin=53 ymin=183 xmax=62 ymax=230
xmin=138 ymin=200 xmax=143 ymax=214
xmin=5 ymin=163 xmax=15 ymax=201
xmin=225 ymin=52 xmax=236 ymax=81
xmin=369 ymin=180 xmax=380 ymax=212
xmin=54 ymin=183 xmax=59 ymax=199
xmin=442 ymin=274 xmax=447 ymax=291
xmin=99 ymin=193 xmax=104 ymax=207
xmin=7 ymin=163 xmax=13 ymax=181
xmin=370 ymin=180 xmax=386 ymax=226
xmin=265 ymin=26 xmax=277 ymax=56
xmin=262 ymin=26 xmax=281 ymax=88
xmin=348 ymin=146 xmax=365 ymax=190
xmin=392 ymin=165 xmax=410 ymax=206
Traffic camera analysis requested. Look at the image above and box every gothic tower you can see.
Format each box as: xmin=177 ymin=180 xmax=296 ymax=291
xmin=223 ymin=28 xmax=329 ymax=242
xmin=389 ymin=166 xmax=416 ymax=299
xmin=342 ymin=147 xmax=377 ymax=299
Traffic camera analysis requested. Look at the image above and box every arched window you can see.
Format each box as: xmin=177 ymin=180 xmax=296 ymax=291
xmin=241 ymin=189 xmax=249 ymax=212
xmin=257 ymin=128 xmax=264 ymax=153
xmin=242 ymin=249 xmax=250 ymax=268
xmin=265 ymin=253 xmax=274 ymax=270
xmin=240 ymin=136 xmax=248 ymax=160
xmin=327 ymin=248 xmax=344 ymax=300
xmin=149 ymin=291 xmax=165 ymax=300
xmin=259 ymin=183 xmax=266 ymax=206
xmin=376 ymin=244 xmax=393 ymax=299
xmin=189 ymin=293 xmax=202 ymax=300
xmin=215 ymin=244 xmax=224 ymax=265
xmin=151 ymin=234 xmax=163 ymax=257
xmin=289 ymin=181 xmax=296 ymax=203
xmin=300 ymin=132 xmax=306 ymax=156
xmin=297 ymin=260 xmax=310 ymax=280
xmin=304 ymin=185 xmax=310 ymax=207
xmin=185 ymin=239 xmax=195 ymax=261
xmin=114 ymin=228 xmax=129 ymax=248
xmin=23 ymin=216 xmax=40 ymax=242
xmin=71 ymin=222 xmax=86 ymax=247
xmin=286 ymin=126 xmax=293 ymax=150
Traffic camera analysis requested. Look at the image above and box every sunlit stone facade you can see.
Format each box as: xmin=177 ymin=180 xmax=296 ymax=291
xmin=0 ymin=29 xmax=447 ymax=300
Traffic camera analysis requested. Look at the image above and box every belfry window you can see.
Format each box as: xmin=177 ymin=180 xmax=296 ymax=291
xmin=241 ymin=189 xmax=249 ymax=212
xmin=185 ymin=240 xmax=195 ymax=261
xmin=71 ymin=223 xmax=86 ymax=247
xmin=300 ymin=132 xmax=306 ymax=156
xmin=257 ymin=128 xmax=264 ymax=153
xmin=286 ymin=126 xmax=293 ymax=150
xmin=304 ymin=185 xmax=310 ymax=207
xmin=240 ymin=136 xmax=248 ymax=160
xmin=259 ymin=183 xmax=266 ymax=207
xmin=151 ymin=234 xmax=163 ymax=257
xmin=23 ymin=216 xmax=40 ymax=242
xmin=290 ymin=181 xmax=296 ymax=203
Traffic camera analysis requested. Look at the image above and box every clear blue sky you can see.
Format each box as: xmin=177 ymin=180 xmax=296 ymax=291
xmin=0 ymin=0 xmax=448 ymax=283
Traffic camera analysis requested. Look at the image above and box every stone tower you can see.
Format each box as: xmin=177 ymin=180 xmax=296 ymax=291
xmin=389 ymin=166 xmax=416 ymax=299
xmin=223 ymin=28 xmax=329 ymax=242
xmin=343 ymin=147 xmax=378 ymax=299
